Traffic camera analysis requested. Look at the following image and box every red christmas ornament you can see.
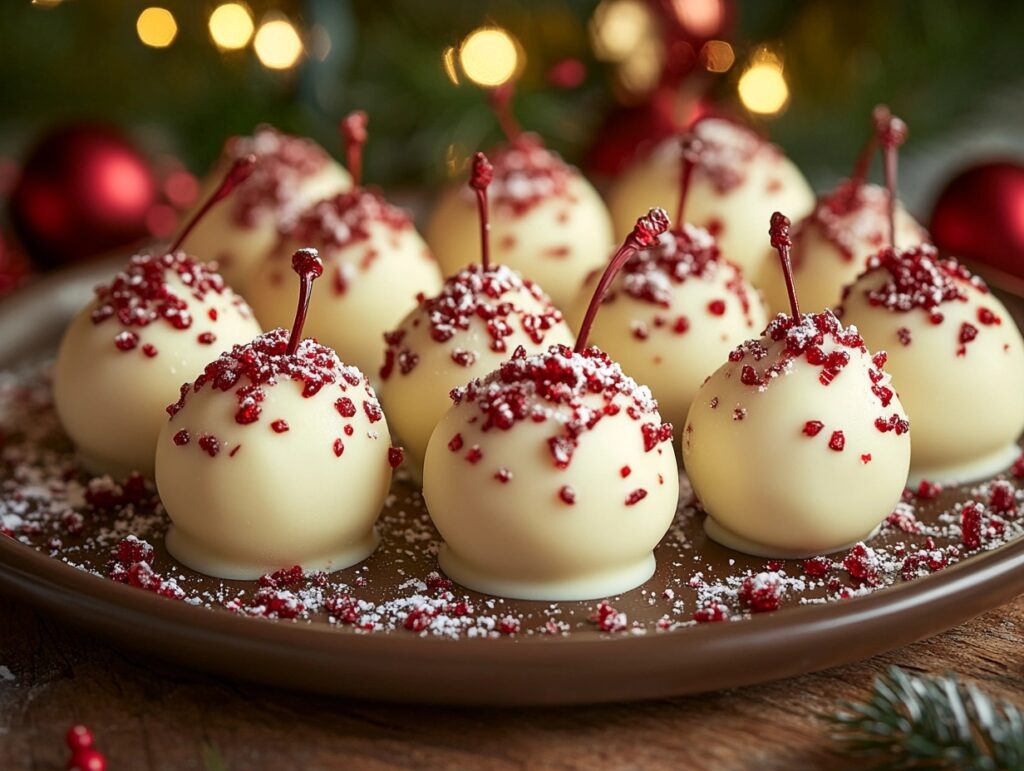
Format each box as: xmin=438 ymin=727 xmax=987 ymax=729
xmin=8 ymin=124 xmax=157 ymax=269
xmin=930 ymin=161 xmax=1024 ymax=281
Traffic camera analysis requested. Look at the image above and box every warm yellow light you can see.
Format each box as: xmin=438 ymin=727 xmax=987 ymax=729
xmin=701 ymin=40 xmax=734 ymax=73
xmin=590 ymin=0 xmax=651 ymax=62
xmin=209 ymin=3 xmax=254 ymax=51
xmin=673 ymin=0 xmax=724 ymax=36
xmin=458 ymin=27 xmax=519 ymax=87
xmin=31 ymin=0 xmax=65 ymax=8
xmin=254 ymin=18 xmax=303 ymax=70
xmin=738 ymin=56 xmax=789 ymax=115
xmin=136 ymin=7 xmax=178 ymax=49
xmin=441 ymin=46 xmax=460 ymax=85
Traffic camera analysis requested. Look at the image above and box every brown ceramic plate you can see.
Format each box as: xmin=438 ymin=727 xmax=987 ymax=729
xmin=1 ymin=258 xmax=1023 ymax=707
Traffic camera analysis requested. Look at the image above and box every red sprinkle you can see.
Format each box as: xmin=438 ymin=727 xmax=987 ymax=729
xmin=198 ymin=434 xmax=220 ymax=457
xmin=333 ymin=438 xmax=345 ymax=457
xmin=625 ymin=489 xmax=647 ymax=506
xmin=270 ymin=419 xmax=289 ymax=433
xmin=620 ymin=465 xmax=632 ymax=478
xmin=465 ymin=445 xmax=483 ymax=464
xmin=738 ymin=573 xmax=782 ymax=613
xmin=448 ymin=434 xmax=464 ymax=452
xmin=802 ymin=420 xmax=824 ymax=437
xmin=558 ymin=485 xmax=576 ymax=505
xmin=388 ymin=447 xmax=404 ymax=468
xmin=828 ymin=430 xmax=845 ymax=451
xmin=172 ymin=429 xmax=190 ymax=446
xmin=707 ymin=299 xmax=726 ymax=316
xmin=494 ymin=467 xmax=513 ymax=484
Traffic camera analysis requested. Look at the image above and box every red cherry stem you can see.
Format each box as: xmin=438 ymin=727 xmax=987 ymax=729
xmin=286 ymin=248 xmax=324 ymax=356
xmin=340 ymin=110 xmax=368 ymax=189
xmin=489 ymin=83 xmax=521 ymax=141
xmin=872 ymin=105 xmax=908 ymax=249
xmin=469 ymin=152 xmax=494 ymax=271
xmin=574 ymin=208 xmax=671 ymax=353
xmin=674 ymin=135 xmax=701 ymax=230
xmin=169 ymin=155 xmax=256 ymax=253
xmin=769 ymin=212 xmax=800 ymax=319
xmin=849 ymin=134 xmax=877 ymax=189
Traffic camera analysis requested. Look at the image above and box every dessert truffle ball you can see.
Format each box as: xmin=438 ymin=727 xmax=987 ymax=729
xmin=607 ymin=117 xmax=814 ymax=285
xmin=762 ymin=107 xmax=928 ymax=314
xmin=54 ymin=160 xmax=264 ymax=477
xmin=839 ymin=244 xmax=1024 ymax=484
xmin=683 ymin=214 xmax=911 ymax=558
xmin=246 ymin=113 xmax=443 ymax=377
xmin=379 ymin=153 xmax=573 ymax=473
xmin=567 ymin=139 xmax=767 ymax=432
xmin=175 ymin=125 xmax=350 ymax=289
xmin=422 ymin=210 xmax=679 ymax=601
xmin=156 ymin=250 xmax=397 ymax=579
xmin=426 ymin=88 xmax=613 ymax=309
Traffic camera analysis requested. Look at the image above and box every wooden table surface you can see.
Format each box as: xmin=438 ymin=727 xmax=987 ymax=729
xmin=1 ymin=589 xmax=1021 ymax=771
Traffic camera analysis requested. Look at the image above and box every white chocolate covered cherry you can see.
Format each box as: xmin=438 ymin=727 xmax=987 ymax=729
xmin=379 ymin=153 xmax=573 ymax=472
xmin=246 ymin=113 xmax=443 ymax=376
xmin=839 ymin=244 xmax=1024 ymax=484
xmin=427 ymin=130 xmax=613 ymax=310
xmin=176 ymin=125 xmax=350 ymax=290
xmin=682 ymin=213 xmax=911 ymax=558
xmin=607 ymin=118 xmax=814 ymax=286
xmin=422 ymin=209 xmax=679 ymax=600
xmin=155 ymin=250 xmax=398 ymax=579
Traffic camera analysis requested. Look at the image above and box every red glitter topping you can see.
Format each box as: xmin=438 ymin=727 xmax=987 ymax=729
xmin=278 ymin=187 xmax=414 ymax=257
xmin=89 ymin=251 xmax=242 ymax=351
xmin=681 ymin=118 xmax=767 ymax=194
xmin=380 ymin=264 xmax=564 ymax=380
xmin=166 ymin=328 xmax=380 ymax=455
xmin=843 ymin=543 xmax=880 ymax=585
xmin=479 ymin=133 xmax=575 ymax=217
xmin=847 ymin=244 xmax=985 ymax=314
xmin=223 ymin=125 xmax=332 ymax=227
xmin=451 ymin=344 xmax=669 ymax=470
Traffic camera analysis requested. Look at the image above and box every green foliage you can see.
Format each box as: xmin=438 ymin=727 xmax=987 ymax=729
xmin=824 ymin=666 xmax=1024 ymax=770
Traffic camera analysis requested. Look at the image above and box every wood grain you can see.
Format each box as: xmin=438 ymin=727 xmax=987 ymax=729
xmin=1 ymin=590 xmax=1021 ymax=771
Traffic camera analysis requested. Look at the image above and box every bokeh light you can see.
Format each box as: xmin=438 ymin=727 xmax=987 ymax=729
xmin=208 ymin=3 xmax=254 ymax=51
xmin=254 ymin=17 xmax=303 ymax=70
xmin=458 ymin=27 xmax=520 ymax=87
xmin=700 ymin=40 xmax=734 ymax=73
xmin=672 ymin=0 xmax=724 ymax=36
xmin=590 ymin=0 xmax=652 ymax=62
xmin=136 ymin=7 xmax=177 ymax=49
xmin=441 ymin=46 xmax=460 ymax=85
xmin=738 ymin=51 xmax=789 ymax=115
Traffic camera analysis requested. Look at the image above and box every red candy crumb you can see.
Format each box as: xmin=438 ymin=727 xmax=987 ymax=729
xmin=693 ymin=601 xmax=729 ymax=623
xmin=620 ymin=465 xmax=632 ymax=478
xmin=803 ymin=420 xmax=824 ymax=437
xmin=333 ymin=439 xmax=345 ymax=457
xmin=802 ymin=557 xmax=831 ymax=577
xmin=625 ymin=489 xmax=648 ymax=506
xmin=388 ymin=447 xmax=404 ymax=468
xmin=494 ymin=467 xmax=513 ymax=484
xmin=172 ymin=429 xmax=190 ymax=446
xmin=828 ymin=430 xmax=845 ymax=451
xmin=258 ymin=565 xmax=304 ymax=589
xmin=198 ymin=434 xmax=220 ymax=457
xmin=916 ymin=480 xmax=943 ymax=500
xmin=197 ymin=331 xmax=216 ymax=345
xmin=738 ymin=573 xmax=783 ymax=613
xmin=465 ymin=445 xmax=483 ymax=464
xmin=989 ymin=481 xmax=1017 ymax=515
xmin=843 ymin=543 xmax=880 ymax=585
xmin=590 ymin=601 xmax=628 ymax=632
xmin=707 ymin=299 xmax=726 ymax=316
xmin=270 ymin=419 xmax=289 ymax=433
xmin=558 ymin=485 xmax=576 ymax=505
xmin=448 ymin=433 xmax=463 ymax=452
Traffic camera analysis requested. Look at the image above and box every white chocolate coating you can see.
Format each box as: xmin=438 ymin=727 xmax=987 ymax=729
xmin=378 ymin=265 xmax=574 ymax=474
xmin=177 ymin=127 xmax=350 ymax=290
xmin=607 ymin=119 xmax=814 ymax=285
xmin=840 ymin=246 xmax=1024 ymax=484
xmin=246 ymin=193 xmax=443 ymax=378
xmin=682 ymin=312 xmax=911 ymax=557
xmin=422 ymin=346 xmax=679 ymax=601
xmin=567 ymin=226 xmax=767 ymax=433
xmin=761 ymin=183 xmax=927 ymax=315
xmin=155 ymin=332 xmax=393 ymax=579
xmin=426 ymin=135 xmax=614 ymax=309
xmin=53 ymin=253 xmax=261 ymax=478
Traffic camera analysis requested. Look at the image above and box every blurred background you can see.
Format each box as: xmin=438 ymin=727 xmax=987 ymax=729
xmin=1 ymin=0 xmax=1022 ymax=288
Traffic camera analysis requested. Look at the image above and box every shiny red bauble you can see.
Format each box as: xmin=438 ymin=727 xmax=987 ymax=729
xmin=8 ymin=124 xmax=157 ymax=269
xmin=930 ymin=160 xmax=1024 ymax=281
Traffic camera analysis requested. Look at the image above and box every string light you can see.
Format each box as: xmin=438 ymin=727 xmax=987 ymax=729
xmin=458 ymin=27 xmax=520 ymax=87
xmin=254 ymin=16 xmax=303 ymax=70
xmin=738 ymin=49 xmax=789 ymax=115
xmin=209 ymin=3 xmax=254 ymax=51
xmin=136 ymin=7 xmax=178 ymax=49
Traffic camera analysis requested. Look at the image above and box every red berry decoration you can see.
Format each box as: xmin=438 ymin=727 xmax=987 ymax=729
xmin=65 ymin=724 xmax=106 ymax=771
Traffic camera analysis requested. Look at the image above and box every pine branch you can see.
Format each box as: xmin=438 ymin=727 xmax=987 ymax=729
xmin=822 ymin=666 xmax=1024 ymax=770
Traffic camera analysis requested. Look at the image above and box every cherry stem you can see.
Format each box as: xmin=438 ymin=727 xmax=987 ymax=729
xmin=872 ymin=105 xmax=908 ymax=250
xmin=574 ymin=208 xmax=671 ymax=353
xmin=340 ymin=110 xmax=368 ymax=189
xmin=489 ymin=83 xmax=521 ymax=141
xmin=169 ymin=155 xmax=256 ymax=253
xmin=286 ymin=248 xmax=324 ymax=356
xmin=769 ymin=212 xmax=800 ymax=320
xmin=469 ymin=152 xmax=494 ymax=271
xmin=849 ymin=135 xmax=877 ymax=189
xmin=675 ymin=135 xmax=701 ymax=229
